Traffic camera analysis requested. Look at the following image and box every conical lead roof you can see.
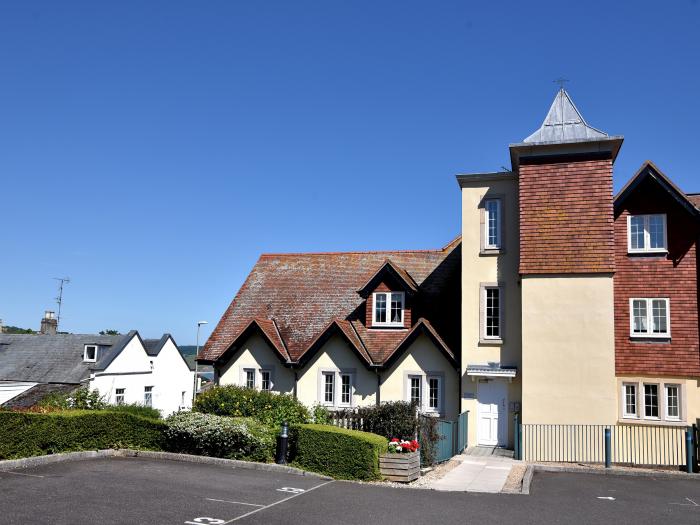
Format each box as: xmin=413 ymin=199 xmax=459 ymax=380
xmin=523 ymin=89 xmax=608 ymax=144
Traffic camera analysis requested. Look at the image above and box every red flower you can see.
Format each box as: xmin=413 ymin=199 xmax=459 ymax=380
xmin=390 ymin=438 xmax=399 ymax=442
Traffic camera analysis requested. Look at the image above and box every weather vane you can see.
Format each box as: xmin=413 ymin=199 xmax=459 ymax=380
xmin=553 ymin=77 xmax=569 ymax=90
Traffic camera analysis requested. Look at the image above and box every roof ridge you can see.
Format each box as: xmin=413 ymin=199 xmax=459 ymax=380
xmin=259 ymin=248 xmax=445 ymax=257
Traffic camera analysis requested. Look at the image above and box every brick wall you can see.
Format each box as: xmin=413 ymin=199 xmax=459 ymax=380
xmin=614 ymin=177 xmax=700 ymax=376
xmin=519 ymin=157 xmax=615 ymax=274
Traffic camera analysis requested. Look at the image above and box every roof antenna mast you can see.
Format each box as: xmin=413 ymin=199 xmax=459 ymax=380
xmin=53 ymin=277 xmax=70 ymax=329
xmin=553 ymin=77 xmax=569 ymax=90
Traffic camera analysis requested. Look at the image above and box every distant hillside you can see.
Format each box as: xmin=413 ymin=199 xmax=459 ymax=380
xmin=1 ymin=326 xmax=35 ymax=334
xmin=179 ymin=345 xmax=198 ymax=355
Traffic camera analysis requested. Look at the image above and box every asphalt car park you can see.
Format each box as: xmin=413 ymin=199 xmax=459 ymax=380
xmin=0 ymin=456 xmax=699 ymax=524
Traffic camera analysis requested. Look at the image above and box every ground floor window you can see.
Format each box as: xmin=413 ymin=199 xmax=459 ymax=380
xmin=340 ymin=374 xmax=352 ymax=406
xmin=623 ymin=383 xmax=637 ymax=418
xmin=260 ymin=370 xmax=271 ymax=391
xmin=665 ymin=384 xmax=680 ymax=420
xmin=405 ymin=374 xmax=442 ymax=414
xmin=323 ymin=372 xmax=335 ymax=405
xmin=144 ymin=386 xmax=153 ymax=407
xmin=409 ymin=375 xmax=422 ymax=406
xmin=644 ymin=384 xmax=659 ymax=418
xmin=244 ymin=369 xmax=255 ymax=389
xmin=427 ymin=376 xmax=441 ymax=412
xmin=115 ymin=388 xmax=125 ymax=405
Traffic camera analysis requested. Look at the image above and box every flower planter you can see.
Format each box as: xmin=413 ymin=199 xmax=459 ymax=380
xmin=379 ymin=451 xmax=420 ymax=482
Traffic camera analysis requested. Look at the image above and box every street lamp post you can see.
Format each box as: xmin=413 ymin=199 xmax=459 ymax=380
xmin=193 ymin=320 xmax=208 ymax=404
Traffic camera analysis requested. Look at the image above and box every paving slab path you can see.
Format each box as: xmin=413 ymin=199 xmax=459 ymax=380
xmin=430 ymin=447 xmax=518 ymax=493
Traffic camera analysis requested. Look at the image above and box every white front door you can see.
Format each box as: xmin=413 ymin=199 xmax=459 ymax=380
xmin=477 ymin=380 xmax=507 ymax=446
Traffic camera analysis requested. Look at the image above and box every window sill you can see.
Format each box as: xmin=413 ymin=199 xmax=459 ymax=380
xmin=629 ymin=335 xmax=671 ymax=342
xmin=627 ymin=250 xmax=668 ymax=257
xmin=370 ymin=326 xmax=408 ymax=330
xmin=480 ymin=248 xmax=504 ymax=256
xmin=479 ymin=338 xmax=504 ymax=346
xmin=617 ymin=418 xmax=686 ymax=427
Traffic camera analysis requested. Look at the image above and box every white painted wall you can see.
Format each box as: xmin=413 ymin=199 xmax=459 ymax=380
xmin=89 ymin=334 xmax=194 ymax=416
xmin=152 ymin=338 xmax=194 ymax=415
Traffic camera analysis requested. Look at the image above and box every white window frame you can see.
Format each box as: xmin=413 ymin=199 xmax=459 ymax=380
xmin=260 ymin=369 xmax=272 ymax=391
xmin=339 ymin=373 xmax=352 ymax=407
xmin=665 ymin=384 xmax=681 ymax=421
xmin=481 ymin=285 xmax=503 ymax=342
xmin=621 ymin=383 xmax=638 ymax=419
xmin=629 ymin=298 xmax=671 ymax=338
xmin=244 ymin=368 xmax=256 ymax=389
xmin=484 ymin=198 xmax=502 ymax=250
xmin=322 ymin=372 xmax=335 ymax=406
xmin=407 ymin=375 xmax=422 ymax=407
xmin=115 ymin=388 xmax=125 ymax=406
xmin=426 ymin=375 xmax=442 ymax=414
xmin=627 ymin=214 xmax=667 ymax=254
xmin=144 ymin=386 xmax=153 ymax=407
xmin=643 ymin=383 xmax=660 ymax=420
xmin=83 ymin=344 xmax=98 ymax=363
xmin=372 ymin=291 xmax=405 ymax=327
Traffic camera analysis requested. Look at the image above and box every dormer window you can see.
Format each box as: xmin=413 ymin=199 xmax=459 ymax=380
xmin=83 ymin=344 xmax=98 ymax=363
xmin=373 ymin=292 xmax=404 ymax=327
xmin=627 ymin=214 xmax=667 ymax=254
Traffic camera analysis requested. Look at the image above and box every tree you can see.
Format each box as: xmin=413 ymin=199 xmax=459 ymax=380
xmin=99 ymin=329 xmax=120 ymax=335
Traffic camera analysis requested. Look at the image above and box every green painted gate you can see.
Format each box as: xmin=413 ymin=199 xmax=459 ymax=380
xmin=434 ymin=411 xmax=469 ymax=463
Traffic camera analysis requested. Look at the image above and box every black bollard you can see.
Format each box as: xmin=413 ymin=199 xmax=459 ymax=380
xmin=275 ymin=421 xmax=289 ymax=465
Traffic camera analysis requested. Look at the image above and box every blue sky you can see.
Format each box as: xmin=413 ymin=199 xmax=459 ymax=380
xmin=2 ymin=1 xmax=699 ymax=344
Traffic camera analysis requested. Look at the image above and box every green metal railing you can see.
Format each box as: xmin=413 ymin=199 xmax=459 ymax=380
xmin=519 ymin=423 xmax=690 ymax=467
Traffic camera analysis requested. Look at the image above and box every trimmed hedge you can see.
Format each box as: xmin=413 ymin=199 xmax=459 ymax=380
xmin=0 ymin=410 xmax=165 ymax=459
xmin=194 ymin=385 xmax=309 ymax=426
xmin=163 ymin=412 xmax=275 ymax=462
xmin=289 ymin=424 xmax=388 ymax=480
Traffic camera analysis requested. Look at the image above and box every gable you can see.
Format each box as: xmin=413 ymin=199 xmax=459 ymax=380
xmin=101 ymin=334 xmax=151 ymax=374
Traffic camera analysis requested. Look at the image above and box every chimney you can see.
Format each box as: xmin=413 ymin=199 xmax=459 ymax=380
xmin=40 ymin=311 xmax=58 ymax=335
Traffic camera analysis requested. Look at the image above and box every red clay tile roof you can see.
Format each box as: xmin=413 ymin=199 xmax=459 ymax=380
xmin=357 ymin=259 xmax=419 ymax=296
xmin=200 ymin=238 xmax=461 ymax=365
xmin=687 ymin=193 xmax=700 ymax=209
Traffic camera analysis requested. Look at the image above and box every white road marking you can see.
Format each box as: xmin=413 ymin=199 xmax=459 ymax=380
xmin=225 ymin=480 xmax=334 ymax=523
xmin=276 ymin=487 xmax=305 ymax=494
xmin=0 ymin=470 xmax=45 ymax=478
xmin=670 ymin=498 xmax=699 ymax=507
xmin=205 ymin=498 xmax=264 ymax=507
xmin=597 ymin=497 xmax=616 ymax=501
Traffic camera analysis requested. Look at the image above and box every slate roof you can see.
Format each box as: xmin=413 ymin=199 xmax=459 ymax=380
xmin=522 ymin=88 xmax=610 ymax=144
xmin=1 ymin=383 xmax=77 ymax=409
xmin=200 ymin=237 xmax=461 ymax=366
xmin=0 ymin=333 xmax=122 ymax=383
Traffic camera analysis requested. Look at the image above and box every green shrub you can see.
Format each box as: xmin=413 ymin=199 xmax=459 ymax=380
xmin=288 ymin=424 xmax=387 ymax=480
xmin=417 ymin=415 xmax=439 ymax=465
xmin=310 ymin=404 xmax=332 ymax=424
xmin=106 ymin=404 xmax=162 ymax=420
xmin=39 ymin=387 xmax=106 ymax=410
xmin=194 ymin=385 xmax=309 ymax=426
xmin=163 ymin=412 xmax=275 ymax=462
xmin=333 ymin=401 xmax=418 ymax=440
xmin=0 ymin=410 xmax=165 ymax=459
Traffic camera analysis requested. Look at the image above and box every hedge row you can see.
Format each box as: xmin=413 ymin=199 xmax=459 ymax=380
xmin=289 ymin=424 xmax=388 ymax=480
xmin=0 ymin=410 xmax=165 ymax=460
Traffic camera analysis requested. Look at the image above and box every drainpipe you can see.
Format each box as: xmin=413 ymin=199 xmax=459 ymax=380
xmin=375 ymin=368 xmax=381 ymax=406
xmin=293 ymin=368 xmax=298 ymax=399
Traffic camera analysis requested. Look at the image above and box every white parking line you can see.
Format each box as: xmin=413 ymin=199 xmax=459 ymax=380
xmin=205 ymin=498 xmax=264 ymax=507
xmin=0 ymin=471 xmax=45 ymax=478
xmin=224 ymin=480 xmax=334 ymax=523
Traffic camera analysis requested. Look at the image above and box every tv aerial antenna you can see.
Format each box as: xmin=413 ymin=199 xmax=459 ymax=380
xmin=53 ymin=277 xmax=70 ymax=328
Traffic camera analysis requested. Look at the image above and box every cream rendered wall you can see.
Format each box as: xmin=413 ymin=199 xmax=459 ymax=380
xmin=152 ymin=338 xmax=194 ymax=415
xmin=521 ymin=276 xmax=617 ymax=424
xmin=296 ymin=334 xmax=376 ymax=409
xmin=459 ymin=175 xmax=521 ymax=446
xmin=380 ymin=333 xmax=459 ymax=420
xmin=218 ymin=333 xmax=295 ymax=394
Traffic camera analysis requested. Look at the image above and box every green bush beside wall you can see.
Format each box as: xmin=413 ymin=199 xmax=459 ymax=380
xmin=194 ymin=385 xmax=309 ymax=426
xmin=289 ymin=424 xmax=388 ymax=480
xmin=0 ymin=410 xmax=165 ymax=460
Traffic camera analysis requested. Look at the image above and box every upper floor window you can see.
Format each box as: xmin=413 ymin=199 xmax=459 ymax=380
xmin=630 ymin=298 xmax=670 ymax=338
xmin=627 ymin=214 xmax=667 ymax=253
xmin=83 ymin=345 xmax=98 ymax=363
xmin=480 ymin=284 xmax=503 ymax=343
xmin=373 ymin=292 xmax=404 ymax=327
xmin=484 ymin=198 xmax=502 ymax=250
